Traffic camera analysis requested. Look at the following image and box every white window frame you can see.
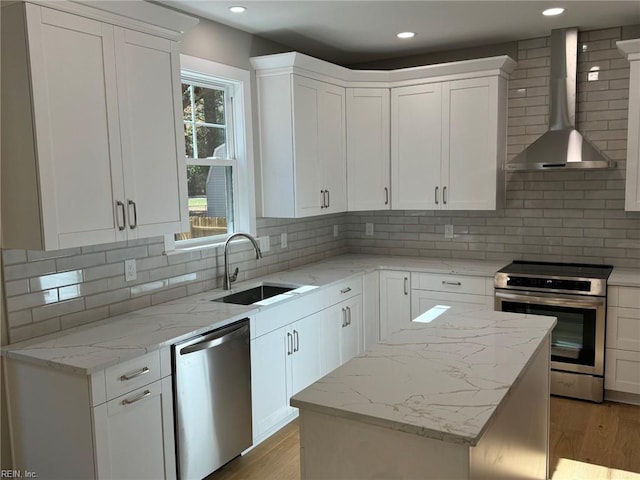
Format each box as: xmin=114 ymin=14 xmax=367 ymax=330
xmin=169 ymin=54 xmax=256 ymax=251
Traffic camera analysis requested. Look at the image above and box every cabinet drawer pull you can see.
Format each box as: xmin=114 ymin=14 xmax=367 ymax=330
xmin=128 ymin=200 xmax=138 ymax=229
xmin=121 ymin=389 xmax=151 ymax=406
xmin=293 ymin=330 xmax=299 ymax=352
xmin=442 ymin=281 xmax=462 ymax=286
xmin=120 ymin=366 xmax=150 ymax=381
xmin=340 ymin=287 xmax=352 ymax=294
xmin=346 ymin=306 xmax=352 ymax=326
xmin=435 ymin=186 xmax=439 ymax=205
xmin=320 ymin=190 xmax=325 ymax=208
xmin=342 ymin=307 xmax=347 ymax=328
xmin=116 ymin=201 xmax=126 ymax=231
xmin=287 ymin=332 xmax=293 ymax=355
xmin=404 ymin=277 xmax=409 ymax=295
xmin=326 ymin=189 xmax=330 ymax=208
xmin=384 ymin=187 xmax=389 ymax=205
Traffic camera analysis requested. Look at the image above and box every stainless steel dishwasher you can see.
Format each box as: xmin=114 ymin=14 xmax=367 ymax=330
xmin=173 ymin=318 xmax=252 ymax=479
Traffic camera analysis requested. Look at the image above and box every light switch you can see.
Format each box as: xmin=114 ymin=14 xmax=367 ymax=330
xmin=259 ymin=236 xmax=270 ymax=252
xmin=333 ymin=225 xmax=339 ymax=237
xmin=365 ymin=223 xmax=374 ymax=236
xmin=281 ymin=232 xmax=288 ymax=249
xmin=445 ymin=224 xmax=454 ymax=239
xmin=125 ymin=259 xmax=137 ymax=282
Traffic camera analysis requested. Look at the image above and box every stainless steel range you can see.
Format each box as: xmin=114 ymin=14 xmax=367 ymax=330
xmin=494 ymin=261 xmax=613 ymax=403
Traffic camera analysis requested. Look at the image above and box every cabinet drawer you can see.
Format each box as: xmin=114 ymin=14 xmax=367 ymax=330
xmin=608 ymin=286 xmax=640 ymax=308
xmin=323 ymin=277 xmax=363 ymax=306
xmin=607 ymin=306 xmax=640 ymax=351
xmin=411 ymin=272 xmax=487 ymax=295
xmin=605 ymin=348 xmax=640 ymax=394
xmin=104 ymin=351 xmax=161 ymax=401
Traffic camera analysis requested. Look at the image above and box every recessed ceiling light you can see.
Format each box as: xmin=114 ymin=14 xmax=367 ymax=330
xmin=397 ymin=32 xmax=415 ymax=39
xmin=229 ymin=6 xmax=246 ymax=13
xmin=542 ymin=7 xmax=565 ymax=16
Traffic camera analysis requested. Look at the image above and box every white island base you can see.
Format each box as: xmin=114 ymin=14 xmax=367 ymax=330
xmin=297 ymin=337 xmax=550 ymax=480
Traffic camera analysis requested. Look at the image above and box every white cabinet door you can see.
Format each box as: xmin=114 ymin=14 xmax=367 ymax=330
xmin=114 ymin=27 xmax=188 ymax=238
xmin=391 ymin=83 xmax=442 ymax=210
xmin=444 ymin=78 xmax=501 ymax=210
xmin=341 ymin=296 xmax=363 ymax=364
xmin=321 ymin=83 xmax=347 ymax=214
xmin=362 ymin=270 xmax=381 ymax=351
xmin=251 ymin=325 xmax=293 ymax=439
xmin=347 ymin=88 xmax=390 ymax=211
xmin=290 ymin=314 xmax=323 ymax=395
xmin=379 ymin=271 xmax=411 ymax=340
xmin=619 ymin=42 xmax=640 ymax=211
xmin=94 ymin=377 xmax=175 ymax=480
xmin=3 ymin=4 xmax=126 ymax=250
xmin=293 ymin=75 xmax=323 ymax=217
xmin=321 ymin=306 xmax=342 ymax=375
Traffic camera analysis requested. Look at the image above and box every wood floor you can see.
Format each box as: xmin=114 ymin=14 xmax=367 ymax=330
xmin=208 ymin=397 xmax=640 ymax=480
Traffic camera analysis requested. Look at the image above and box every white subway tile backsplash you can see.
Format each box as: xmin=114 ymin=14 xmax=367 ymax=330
xmin=56 ymin=253 xmax=106 ymax=272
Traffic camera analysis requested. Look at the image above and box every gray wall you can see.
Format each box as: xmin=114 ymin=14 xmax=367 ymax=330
xmin=347 ymin=27 xmax=640 ymax=267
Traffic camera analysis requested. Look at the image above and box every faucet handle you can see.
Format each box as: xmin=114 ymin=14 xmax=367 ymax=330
xmin=230 ymin=267 xmax=239 ymax=283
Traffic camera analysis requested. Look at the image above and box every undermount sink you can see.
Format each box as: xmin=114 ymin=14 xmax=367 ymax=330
xmin=212 ymin=284 xmax=296 ymax=305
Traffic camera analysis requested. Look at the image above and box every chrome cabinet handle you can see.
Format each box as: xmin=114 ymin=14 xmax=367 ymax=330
xmin=404 ymin=277 xmax=409 ymax=295
xmin=116 ymin=201 xmax=126 ymax=231
xmin=346 ymin=306 xmax=352 ymax=326
xmin=287 ymin=332 xmax=293 ymax=355
xmin=442 ymin=280 xmax=462 ymax=286
xmin=120 ymin=366 xmax=150 ymax=381
xmin=342 ymin=307 xmax=347 ymax=328
xmin=384 ymin=187 xmax=389 ymax=205
xmin=340 ymin=287 xmax=352 ymax=294
xmin=128 ymin=200 xmax=137 ymax=229
xmin=320 ymin=190 xmax=325 ymax=209
xmin=435 ymin=186 xmax=439 ymax=205
xmin=326 ymin=189 xmax=330 ymax=208
xmin=293 ymin=330 xmax=299 ymax=352
xmin=443 ymin=186 xmax=447 ymax=205
xmin=122 ymin=389 xmax=151 ymax=405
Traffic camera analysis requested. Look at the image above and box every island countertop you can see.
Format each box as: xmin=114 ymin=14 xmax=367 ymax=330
xmin=291 ymin=308 xmax=556 ymax=446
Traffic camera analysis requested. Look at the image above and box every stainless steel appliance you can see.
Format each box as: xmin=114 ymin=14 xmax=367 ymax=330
xmin=173 ymin=319 xmax=252 ymax=479
xmin=494 ymin=261 xmax=613 ymax=402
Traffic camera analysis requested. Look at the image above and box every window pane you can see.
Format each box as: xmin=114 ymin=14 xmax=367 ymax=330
xmin=184 ymin=122 xmax=194 ymax=158
xmin=193 ymin=86 xmax=225 ymax=125
xmin=176 ymin=165 xmax=234 ymax=241
xmin=182 ymin=84 xmax=192 ymax=121
xmin=196 ymin=125 xmax=226 ymax=158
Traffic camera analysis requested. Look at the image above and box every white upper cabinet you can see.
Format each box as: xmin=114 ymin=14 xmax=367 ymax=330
xmin=617 ymin=39 xmax=640 ymax=211
xmin=1 ymin=2 xmax=191 ymax=250
xmin=255 ymin=71 xmax=346 ymax=218
xmin=347 ymin=88 xmax=391 ymax=211
xmin=392 ymin=75 xmax=508 ymax=210
xmin=252 ymin=52 xmax=514 ymax=216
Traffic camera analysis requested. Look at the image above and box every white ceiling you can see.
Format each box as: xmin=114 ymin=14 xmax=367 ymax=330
xmin=161 ymin=1 xmax=640 ymax=65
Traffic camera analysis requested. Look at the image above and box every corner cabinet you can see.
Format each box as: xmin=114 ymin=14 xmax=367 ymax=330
xmin=252 ymin=61 xmax=347 ymax=218
xmin=617 ymin=39 xmax=640 ymax=211
xmin=1 ymin=2 xmax=190 ymax=250
xmin=391 ymin=69 xmax=512 ymax=210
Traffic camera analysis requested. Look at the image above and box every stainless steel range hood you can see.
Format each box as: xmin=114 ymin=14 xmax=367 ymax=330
xmin=506 ymin=28 xmax=616 ymax=171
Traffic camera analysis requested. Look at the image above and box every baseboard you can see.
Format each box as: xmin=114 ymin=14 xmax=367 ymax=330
xmin=605 ymin=389 xmax=640 ymax=406
xmin=243 ymin=411 xmax=299 ymax=454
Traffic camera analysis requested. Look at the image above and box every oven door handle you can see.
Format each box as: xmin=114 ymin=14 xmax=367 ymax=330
xmin=495 ymin=290 xmax=605 ymax=309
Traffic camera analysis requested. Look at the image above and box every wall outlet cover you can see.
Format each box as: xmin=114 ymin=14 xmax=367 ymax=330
xmin=333 ymin=225 xmax=339 ymax=237
xmin=281 ymin=232 xmax=288 ymax=249
xmin=365 ymin=223 xmax=374 ymax=236
xmin=445 ymin=224 xmax=454 ymax=239
xmin=259 ymin=236 xmax=271 ymax=252
xmin=125 ymin=259 xmax=137 ymax=282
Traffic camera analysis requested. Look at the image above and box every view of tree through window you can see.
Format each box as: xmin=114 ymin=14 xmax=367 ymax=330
xmin=177 ymin=81 xmax=235 ymax=241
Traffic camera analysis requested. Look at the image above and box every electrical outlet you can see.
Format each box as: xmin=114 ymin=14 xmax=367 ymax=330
xmin=125 ymin=259 xmax=137 ymax=282
xmin=365 ymin=223 xmax=374 ymax=236
xmin=281 ymin=232 xmax=288 ymax=249
xmin=259 ymin=236 xmax=270 ymax=253
xmin=333 ymin=225 xmax=339 ymax=237
xmin=444 ymin=224 xmax=454 ymax=239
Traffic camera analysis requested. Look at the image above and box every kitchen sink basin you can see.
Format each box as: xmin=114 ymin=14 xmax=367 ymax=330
xmin=212 ymin=284 xmax=296 ymax=305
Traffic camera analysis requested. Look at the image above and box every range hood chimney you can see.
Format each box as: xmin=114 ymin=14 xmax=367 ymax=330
xmin=506 ymin=28 xmax=616 ymax=171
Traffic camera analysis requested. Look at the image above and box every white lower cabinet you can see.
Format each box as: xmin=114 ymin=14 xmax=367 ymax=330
xmin=379 ymin=270 xmax=411 ymax=340
xmin=5 ymin=348 xmax=176 ymax=479
xmin=289 ymin=314 xmax=323 ymax=396
xmin=322 ymin=295 xmax=363 ymax=375
xmin=362 ymin=270 xmax=381 ymax=351
xmin=411 ymin=272 xmax=494 ymax=319
xmin=605 ymin=285 xmax=640 ymax=395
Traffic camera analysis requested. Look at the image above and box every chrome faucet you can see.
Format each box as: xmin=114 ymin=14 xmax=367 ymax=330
xmin=223 ymin=233 xmax=263 ymax=290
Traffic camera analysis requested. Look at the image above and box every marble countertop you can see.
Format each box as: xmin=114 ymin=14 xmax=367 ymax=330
xmin=2 ymin=253 xmax=633 ymax=375
xmin=609 ymin=267 xmax=640 ymax=287
xmin=290 ymin=307 xmax=556 ymax=446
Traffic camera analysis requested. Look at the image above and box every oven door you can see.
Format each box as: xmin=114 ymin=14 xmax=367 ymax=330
xmin=495 ymin=290 xmax=606 ymax=376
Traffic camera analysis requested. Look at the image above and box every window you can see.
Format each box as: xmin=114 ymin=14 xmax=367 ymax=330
xmin=173 ymin=55 xmax=256 ymax=248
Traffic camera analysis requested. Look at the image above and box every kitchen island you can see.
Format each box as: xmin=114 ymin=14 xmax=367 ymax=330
xmin=291 ymin=308 xmax=556 ymax=480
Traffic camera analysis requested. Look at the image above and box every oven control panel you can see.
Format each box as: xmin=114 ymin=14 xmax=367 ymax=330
xmin=505 ymin=276 xmax=591 ymax=292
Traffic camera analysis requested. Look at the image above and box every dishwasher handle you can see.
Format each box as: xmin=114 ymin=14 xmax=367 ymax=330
xmin=180 ymin=323 xmax=249 ymax=356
